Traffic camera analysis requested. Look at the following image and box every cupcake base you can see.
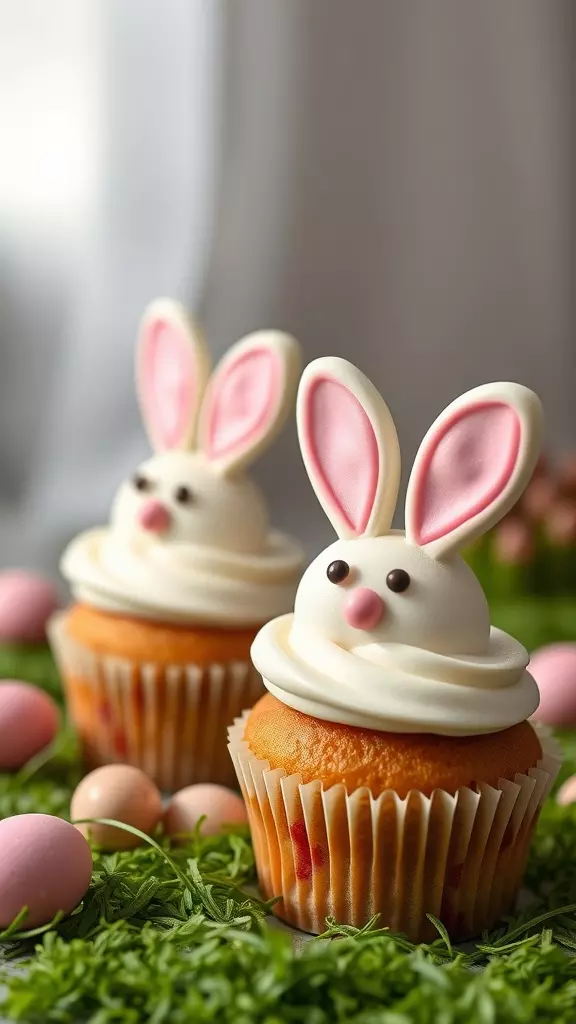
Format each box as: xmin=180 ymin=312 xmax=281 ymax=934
xmin=49 ymin=612 xmax=265 ymax=791
xmin=228 ymin=714 xmax=560 ymax=942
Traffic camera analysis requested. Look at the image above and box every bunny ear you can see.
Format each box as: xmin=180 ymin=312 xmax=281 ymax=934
xmin=136 ymin=298 xmax=211 ymax=452
xmin=405 ymin=382 xmax=543 ymax=558
xmin=297 ymin=357 xmax=401 ymax=539
xmin=198 ymin=331 xmax=301 ymax=475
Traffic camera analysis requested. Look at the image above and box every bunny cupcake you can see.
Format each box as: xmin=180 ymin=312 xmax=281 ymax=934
xmin=50 ymin=299 xmax=304 ymax=790
xmin=229 ymin=358 xmax=561 ymax=941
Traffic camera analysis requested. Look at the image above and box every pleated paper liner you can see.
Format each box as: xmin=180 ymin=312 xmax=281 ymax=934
xmin=228 ymin=714 xmax=561 ymax=943
xmin=48 ymin=611 xmax=265 ymax=792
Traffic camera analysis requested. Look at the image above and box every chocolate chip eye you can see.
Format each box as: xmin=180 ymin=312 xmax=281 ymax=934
xmin=386 ymin=569 xmax=411 ymax=593
xmin=174 ymin=485 xmax=194 ymax=505
xmin=133 ymin=473 xmax=152 ymax=492
xmin=326 ymin=559 xmax=350 ymax=584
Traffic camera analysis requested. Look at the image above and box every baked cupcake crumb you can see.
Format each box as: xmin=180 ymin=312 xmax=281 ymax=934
xmin=245 ymin=688 xmax=542 ymax=798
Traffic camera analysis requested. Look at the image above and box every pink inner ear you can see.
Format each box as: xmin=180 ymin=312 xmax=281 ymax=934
xmin=141 ymin=318 xmax=196 ymax=450
xmin=304 ymin=377 xmax=379 ymax=535
xmin=205 ymin=348 xmax=281 ymax=460
xmin=412 ymin=402 xmax=521 ymax=546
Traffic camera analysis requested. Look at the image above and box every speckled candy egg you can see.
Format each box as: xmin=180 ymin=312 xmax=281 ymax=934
xmin=163 ymin=784 xmax=248 ymax=841
xmin=0 ymin=814 xmax=93 ymax=929
xmin=0 ymin=681 xmax=59 ymax=770
xmin=529 ymin=643 xmax=576 ymax=727
xmin=0 ymin=570 xmax=60 ymax=644
xmin=71 ymin=764 xmax=163 ymax=850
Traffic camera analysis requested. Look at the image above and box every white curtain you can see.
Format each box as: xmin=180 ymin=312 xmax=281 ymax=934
xmin=0 ymin=0 xmax=574 ymax=578
xmin=0 ymin=0 xmax=221 ymax=577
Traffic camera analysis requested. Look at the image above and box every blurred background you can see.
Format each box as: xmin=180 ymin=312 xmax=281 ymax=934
xmin=0 ymin=0 xmax=575 ymax=582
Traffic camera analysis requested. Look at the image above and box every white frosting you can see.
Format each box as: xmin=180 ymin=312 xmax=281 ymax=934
xmin=63 ymin=527 xmax=302 ymax=627
xmin=62 ymin=452 xmax=303 ymax=628
xmin=252 ymin=614 xmax=539 ymax=736
xmin=251 ymin=534 xmax=540 ymax=735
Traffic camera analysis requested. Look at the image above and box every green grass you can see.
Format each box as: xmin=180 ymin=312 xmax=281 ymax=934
xmin=488 ymin=597 xmax=576 ymax=652
xmin=2 ymin=648 xmax=576 ymax=1021
xmin=0 ymin=730 xmax=574 ymax=1022
xmin=464 ymin=536 xmax=576 ymax=651
xmin=0 ymin=642 xmax=62 ymax=704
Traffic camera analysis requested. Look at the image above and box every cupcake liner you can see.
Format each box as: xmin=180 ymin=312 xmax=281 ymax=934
xmin=228 ymin=714 xmax=561 ymax=942
xmin=49 ymin=612 xmax=264 ymax=791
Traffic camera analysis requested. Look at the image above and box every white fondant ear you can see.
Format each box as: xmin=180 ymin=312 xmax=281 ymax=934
xmin=198 ymin=331 xmax=301 ymax=475
xmin=297 ymin=357 xmax=401 ymax=540
xmin=136 ymin=298 xmax=211 ymax=453
xmin=405 ymin=382 xmax=543 ymax=559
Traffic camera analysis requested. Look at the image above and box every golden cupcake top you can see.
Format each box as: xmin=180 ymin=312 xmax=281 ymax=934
xmin=62 ymin=299 xmax=304 ymax=628
xmin=252 ymin=356 xmax=543 ymax=735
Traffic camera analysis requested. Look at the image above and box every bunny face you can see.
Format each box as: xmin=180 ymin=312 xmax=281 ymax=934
xmin=110 ymin=450 xmax=269 ymax=553
xmin=293 ymin=357 xmax=543 ymax=658
xmin=109 ymin=298 xmax=301 ymax=553
xmin=294 ymin=534 xmax=490 ymax=655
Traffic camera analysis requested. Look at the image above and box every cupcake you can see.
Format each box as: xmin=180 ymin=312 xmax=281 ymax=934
xmin=50 ymin=298 xmax=304 ymax=791
xmin=229 ymin=357 xmax=561 ymax=941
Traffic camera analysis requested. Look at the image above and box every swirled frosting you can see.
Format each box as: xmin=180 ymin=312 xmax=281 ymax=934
xmin=251 ymin=614 xmax=540 ymax=736
xmin=62 ymin=528 xmax=303 ymax=628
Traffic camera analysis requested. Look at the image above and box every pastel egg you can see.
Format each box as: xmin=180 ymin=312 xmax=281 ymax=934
xmin=0 ymin=814 xmax=93 ymax=929
xmin=0 ymin=681 xmax=59 ymax=770
xmin=557 ymin=775 xmax=576 ymax=806
xmin=163 ymin=784 xmax=247 ymax=841
xmin=529 ymin=643 xmax=576 ymax=727
xmin=70 ymin=764 xmax=162 ymax=850
xmin=0 ymin=570 xmax=60 ymax=644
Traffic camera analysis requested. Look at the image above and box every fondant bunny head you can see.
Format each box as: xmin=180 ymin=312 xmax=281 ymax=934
xmin=111 ymin=299 xmax=301 ymax=553
xmin=294 ymin=358 xmax=542 ymax=655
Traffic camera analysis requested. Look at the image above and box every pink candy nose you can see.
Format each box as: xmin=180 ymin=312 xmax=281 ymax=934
xmin=138 ymin=499 xmax=171 ymax=533
xmin=344 ymin=588 xmax=385 ymax=630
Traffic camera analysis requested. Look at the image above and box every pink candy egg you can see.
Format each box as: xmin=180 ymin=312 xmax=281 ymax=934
xmin=0 ymin=681 xmax=59 ymax=770
xmin=0 ymin=814 xmax=93 ymax=929
xmin=163 ymin=784 xmax=247 ymax=841
xmin=557 ymin=775 xmax=576 ymax=806
xmin=70 ymin=764 xmax=163 ymax=850
xmin=529 ymin=643 xmax=576 ymax=727
xmin=0 ymin=570 xmax=60 ymax=644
